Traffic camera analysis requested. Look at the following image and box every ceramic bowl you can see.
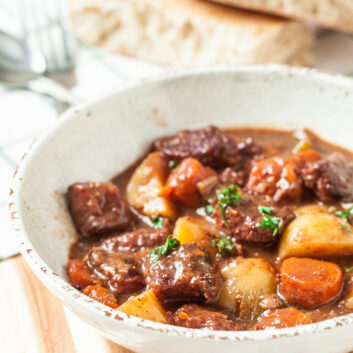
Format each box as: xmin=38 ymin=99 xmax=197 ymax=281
xmin=11 ymin=65 xmax=353 ymax=353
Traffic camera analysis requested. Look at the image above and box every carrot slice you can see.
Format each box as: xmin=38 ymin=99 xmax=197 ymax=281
xmin=68 ymin=259 xmax=100 ymax=289
xmin=279 ymin=257 xmax=342 ymax=309
xmin=255 ymin=307 xmax=312 ymax=330
xmin=163 ymin=157 xmax=216 ymax=208
xmin=83 ymin=285 xmax=119 ymax=309
xmin=247 ymin=157 xmax=302 ymax=202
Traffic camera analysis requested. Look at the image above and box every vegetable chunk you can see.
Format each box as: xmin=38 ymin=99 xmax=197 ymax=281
xmin=279 ymin=257 xmax=342 ymax=309
xmin=254 ymin=308 xmax=312 ymax=330
xmin=127 ymin=152 xmax=177 ymax=218
xmin=173 ymin=216 xmax=218 ymax=251
xmin=118 ymin=290 xmax=168 ymax=323
xmin=82 ymin=285 xmax=118 ymax=308
xmin=163 ymin=157 xmax=217 ymax=208
xmin=247 ymin=157 xmax=302 ymax=202
xmin=217 ymin=257 xmax=277 ymax=320
xmin=68 ymin=259 xmax=100 ymax=289
xmin=279 ymin=207 xmax=353 ymax=259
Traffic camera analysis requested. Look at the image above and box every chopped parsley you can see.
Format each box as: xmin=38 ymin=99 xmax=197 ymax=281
xmin=211 ymin=236 xmax=236 ymax=256
xmin=339 ymin=223 xmax=351 ymax=233
xmin=152 ymin=217 xmax=164 ymax=228
xmin=217 ymin=185 xmax=242 ymax=228
xmin=258 ymin=206 xmax=284 ymax=238
xmin=258 ymin=206 xmax=273 ymax=215
xmin=344 ymin=266 xmax=353 ymax=273
xmin=206 ymin=205 xmax=215 ymax=215
xmin=146 ymin=235 xmax=180 ymax=262
xmin=169 ymin=159 xmax=179 ymax=169
xmin=335 ymin=206 xmax=353 ymax=222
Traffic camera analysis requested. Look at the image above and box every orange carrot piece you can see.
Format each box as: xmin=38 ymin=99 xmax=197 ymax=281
xmin=163 ymin=157 xmax=216 ymax=208
xmin=83 ymin=285 xmax=119 ymax=309
xmin=255 ymin=307 xmax=312 ymax=330
xmin=68 ymin=259 xmax=100 ymax=289
xmin=279 ymin=257 xmax=342 ymax=309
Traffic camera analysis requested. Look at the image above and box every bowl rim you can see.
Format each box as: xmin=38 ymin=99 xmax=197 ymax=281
xmin=10 ymin=64 xmax=353 ymax=342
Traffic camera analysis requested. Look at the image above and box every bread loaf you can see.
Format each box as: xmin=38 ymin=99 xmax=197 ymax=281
xmin=69 ymin=0 xmax=313 ymax=67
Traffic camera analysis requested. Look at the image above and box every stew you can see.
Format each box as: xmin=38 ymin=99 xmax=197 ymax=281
xmin=67 ymin=126 xmax=353 ymax=331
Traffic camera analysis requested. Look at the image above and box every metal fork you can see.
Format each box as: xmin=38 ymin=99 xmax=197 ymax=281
xmin=13 ymin=0 xmax=81 ymax=106
xmin=20 ymin=0 xmax=75 ymax=74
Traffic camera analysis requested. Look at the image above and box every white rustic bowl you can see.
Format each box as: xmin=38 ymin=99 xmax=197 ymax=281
xmin=10 ymin=65 xmax=353 ymax=353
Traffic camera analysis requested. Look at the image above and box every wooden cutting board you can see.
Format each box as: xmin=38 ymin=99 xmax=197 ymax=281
xmin=0 ymin=255 xmax=133 ymax=353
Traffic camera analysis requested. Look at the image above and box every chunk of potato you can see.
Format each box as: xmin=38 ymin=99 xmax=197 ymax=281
xmin=173 ymin=216 xmax=218 ymax=253
xmin=279 ymin=206 xmax=353 ymax=259
xmin=117 ymin=290 xmax=168 ymax=323
xmin=127 ymin=152 xmax=177 ymax=218
xmin=217 ymin=257 xmax=277 ymax=320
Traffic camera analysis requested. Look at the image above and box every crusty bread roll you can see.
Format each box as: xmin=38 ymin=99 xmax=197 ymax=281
xmin=208 ymin=0 xmax=353 ymax=33
xmin=69 ymin=0 xmax=313 ymax=67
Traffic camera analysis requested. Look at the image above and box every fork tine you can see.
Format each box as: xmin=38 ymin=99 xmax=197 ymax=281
xmin=33 ymin=0 xmax=59 ymax=73
xmin=17 ymin=0 xmax=74 ymax=74
xmin=56 ymin=0 xmax=74 ymax=71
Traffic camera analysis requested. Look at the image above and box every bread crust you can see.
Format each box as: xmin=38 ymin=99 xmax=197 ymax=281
xmin=69 ymin=0 xmax=313 ymax=66
xmin=208 ymin=0 xmax=353 ymax=33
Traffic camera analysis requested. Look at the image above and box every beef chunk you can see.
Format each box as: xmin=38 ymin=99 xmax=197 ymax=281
xmin=237 ymin=137 xmax=261 ymax=157
xmin=67 ymin=182 xmax=130 ymax=238
xmin=309 ymin=153 xmax=353 ymax=203
xmin=143 ymin=243 xmax=221 ymax=302
xmin=214 ymin=192 xmax=295 ymax=243
xmin=85 ymin=247 xmax=145 ymax=294
xmin=247 ymin=157 xmax=302 ymax=203
xmin=101 ymin=227 xmax=170 ymax=253
xmin=219 ymin=167 xmax=248 ymax=187
xmin=169 ymin=304 xmax=240 ymax=331
xmin=291 ymin=151 xmax=353 ymax=203
xmin=153 ymin=126 xmax=240 ymax=169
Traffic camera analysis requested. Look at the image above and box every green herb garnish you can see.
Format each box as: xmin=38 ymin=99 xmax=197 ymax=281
xmin=211 ymin=236 xmax=235 ymax=257
xmin=335 ymin=206 xmax=353 ymax=222
xmin=146 ymin=235 xmax=180 ymax=262
xmin=345 ymin=266 xmax=353 ymax=273
xmin=259 ymin=216 xmax=284 ymax=237
xmin=258 ymin=206 xmax=273 ymax=215
xmin=206 ymin=205 xmax=215 ymax=215
xmin=339 ymin=223 xmax=351 ymax=233
xmin=217 ymin=185 xmax=242 ymax=228
xmin=169 ymin=159 xmax=179 ymax=169
xmin=152 ymin=217 xmax=164 ymax=228
xmin=258 ymin=206 xmax=284 ymax=237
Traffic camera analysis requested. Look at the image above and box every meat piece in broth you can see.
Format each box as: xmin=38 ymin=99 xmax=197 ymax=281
xmin=291 ymin=151 xmax=353 ymax=203
xmin=213 ymin=191 xmax=295 ymax=244
xmin=85 ymin=247 xmax=145 ymax=295
xmin=101 ymin=227 xmax=171 ymax=254
xmin=67 ymin=182 xmax=130 ymax=238
xmin=169 ymin=304 xmax=241 ymax=331
xmin=154 ymin=126 xmax=259 ymax=169
xmin=143 ymin=243 xmax=221 ymax=303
